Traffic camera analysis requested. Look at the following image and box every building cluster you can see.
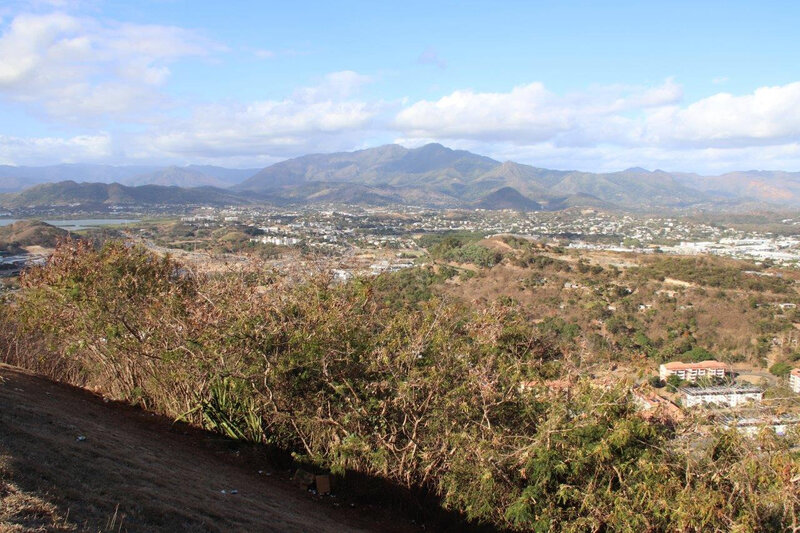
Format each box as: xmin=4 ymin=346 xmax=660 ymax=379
xmin=166 ymin=205 xmax=800 ymax=267
xmin=633 ymin=357 xmax=800 ymax=438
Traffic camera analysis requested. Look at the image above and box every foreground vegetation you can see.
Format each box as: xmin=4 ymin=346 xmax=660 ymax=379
xmin=1 ymin=240 xmax=799 ymax=531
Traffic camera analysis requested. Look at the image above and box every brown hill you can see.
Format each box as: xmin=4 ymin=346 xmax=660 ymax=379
xmin=0 ymin=220 xmax=73 ymax=254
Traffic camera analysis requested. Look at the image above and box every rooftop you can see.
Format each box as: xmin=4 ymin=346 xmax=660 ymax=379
xmin=680 ymin=386 xmax=763 ymax=395
xmin=662 ymin=360 xmax=727 ymax=370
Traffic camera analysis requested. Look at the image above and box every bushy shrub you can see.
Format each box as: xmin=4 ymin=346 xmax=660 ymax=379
xmin=769 ymin=361 xmax=793 ymax=377
xmin=1 ymin=240 xmax=799 ymax=531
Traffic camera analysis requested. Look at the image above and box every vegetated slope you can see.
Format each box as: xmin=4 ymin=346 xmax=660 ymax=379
xmin=674 ymin=170 xmax=800 ymax=204
xmin=236 ymin=143 xmax=498 ymax=191
xmin=2 ymin=240 xmax=798 ymax=532
xmin=0 ymin=365 xmax=408 ymax=533
xmin=0 ymin=220 xmax=73 ymax=254
xmin=472 ymin=187 xmax=542 ymax=211
xmin=0 ymin=181 xmax=249 ymax=208
xmin=550 ymin=168 xmax=706 ymax=207
xmin=435 ymin=236 xmax=800 ymax=366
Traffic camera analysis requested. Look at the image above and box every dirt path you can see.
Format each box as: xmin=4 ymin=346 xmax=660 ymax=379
xmin=0 ymin=365 xmax=416 ymax=533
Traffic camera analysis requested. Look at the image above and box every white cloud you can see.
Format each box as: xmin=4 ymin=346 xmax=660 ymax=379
xmin=294 ymin=70 xmax=373 ymax=101
xmin=143 ymin=71 xmax=383 ymax=162
xmin=644 ymin=82 xmax=800 ymax=147
xmin=393 ymin=80 xmax=800 ymax=171
xmin=0 ymin=132 xmax=112 ymax=165
xmin=3 ymin=13 xmax=800 ymax=177
xmin=0 ymin=12 xmax=219 ymax=121
xmin=394 ymin=80 xmax=682 ymax=146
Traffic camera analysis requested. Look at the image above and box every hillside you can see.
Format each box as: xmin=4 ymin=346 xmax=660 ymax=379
xmin=472 ymin=186 xmax=542 ymax=211
xmin=0 ymin=364 xmax=413 ymax=533
xmin=0 ymin=220 xmax=73 ymax=254
xmin=3 ymin=240 xmax=799 ymax=531
xmin=236 ymin=143 xmax=498 ymax=192
xmin=674 ymin=170 xmax=800 ymax=203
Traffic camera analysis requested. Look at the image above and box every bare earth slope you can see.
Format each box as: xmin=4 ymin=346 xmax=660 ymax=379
xmin=0 ymin=364 xmax=410 ymax=533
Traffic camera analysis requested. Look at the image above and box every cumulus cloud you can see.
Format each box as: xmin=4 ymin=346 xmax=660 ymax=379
xmin=0 ymin=12 xmax=219 ymax=121
xmin=643 ymin=82 xmax=800 ymax=147
xmin=394 ymin=79 xmax=682 ymax=146
xmin=392 ymin=80 xmax=800 ymax=171
xmin=3 ymin=10 xmax=800 ymax=175
xmin=0 ymin=132 xmax=112 ymax=165
xmin=143 ymin=71 xmax=383 ymax=162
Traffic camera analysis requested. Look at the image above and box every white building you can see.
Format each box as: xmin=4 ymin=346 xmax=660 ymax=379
xmin=790 ymin=368 xmax=800 ymax=394
xmin=659 ymin=360 xmax=728 ymax=382
xmin=681 ymin=386 xmax=763 ymax=408
xmin=719 ymin=414 xmax=800 ymax=437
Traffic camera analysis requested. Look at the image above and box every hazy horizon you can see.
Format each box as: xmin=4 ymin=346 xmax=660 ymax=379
xmin=2 ymin=142 xmax=800 ymax=178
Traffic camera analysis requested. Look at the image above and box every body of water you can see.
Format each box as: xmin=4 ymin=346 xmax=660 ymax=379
xmin=0 ymin=219 xmax=140 ymax=231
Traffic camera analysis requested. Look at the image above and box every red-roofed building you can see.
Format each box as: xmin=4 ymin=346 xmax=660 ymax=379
xmin=659 ymin=360 xmax=727 ymax=382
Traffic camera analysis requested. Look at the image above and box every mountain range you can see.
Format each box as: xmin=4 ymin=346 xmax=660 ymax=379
xmin=0 ymin=164 xmax=258 ymax=193
xmin=3 ymin=143 xmax=800 ymax=211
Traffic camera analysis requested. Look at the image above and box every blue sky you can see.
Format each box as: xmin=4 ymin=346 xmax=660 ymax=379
xmin=0 ymin=0 xmax=799 ymax=172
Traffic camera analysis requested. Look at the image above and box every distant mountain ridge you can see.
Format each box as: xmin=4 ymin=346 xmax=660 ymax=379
xmin=237 ymin=143 xmax=800 ymax=209
xmin=0 ymin=181 xmax=247 ymax=209
xmin=0 ymin=164 xmax=259 ymax=192
xmin=4 ymin=144 xmax=800 ymax=210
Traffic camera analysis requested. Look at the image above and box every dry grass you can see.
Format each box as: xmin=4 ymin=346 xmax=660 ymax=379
xmin=0 ymin=456 xmax=75 ymax=532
